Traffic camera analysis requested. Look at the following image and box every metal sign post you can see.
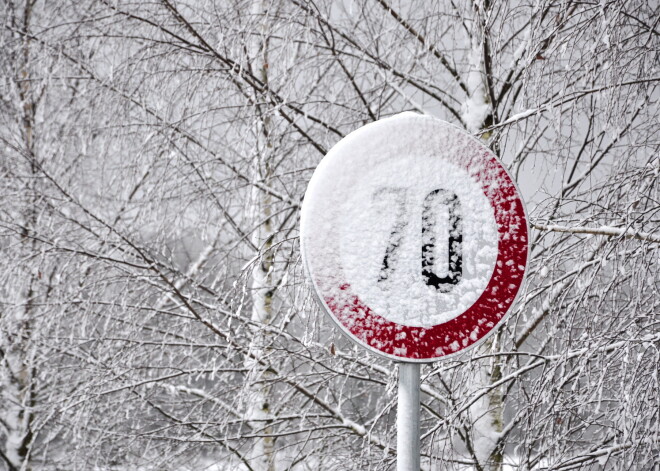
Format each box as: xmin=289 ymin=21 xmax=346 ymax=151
xmin=397 ymin=363 xmax=420 ymax=471
xmin=300 ymin=113 xmax=529 ymax=468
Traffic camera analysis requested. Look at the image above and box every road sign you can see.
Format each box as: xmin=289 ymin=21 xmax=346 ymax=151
xmin=301 ymin=113 xmax=528 ymax=362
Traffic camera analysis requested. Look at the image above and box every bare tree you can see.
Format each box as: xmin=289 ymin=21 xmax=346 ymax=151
xmin=0 ymin=0 xmax=657 ymax=470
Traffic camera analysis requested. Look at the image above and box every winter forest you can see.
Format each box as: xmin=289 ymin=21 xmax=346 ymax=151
xmin=1 ymin=0 xmax=658 ymax=470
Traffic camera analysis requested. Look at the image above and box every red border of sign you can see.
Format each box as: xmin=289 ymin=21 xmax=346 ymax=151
xmin=302 ymin=116 xmax=528 ymax=362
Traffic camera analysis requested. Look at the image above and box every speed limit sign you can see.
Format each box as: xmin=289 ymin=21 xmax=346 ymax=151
xmin=301 ymin=113 xmax=528 ymax=362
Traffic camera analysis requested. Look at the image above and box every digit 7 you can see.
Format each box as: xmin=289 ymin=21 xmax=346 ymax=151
xmin=374 ymin=187 xmax=408 ymax=285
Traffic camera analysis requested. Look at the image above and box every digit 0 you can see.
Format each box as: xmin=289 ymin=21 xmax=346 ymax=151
xmin=421 ymin=189 xmax=462 ymax=292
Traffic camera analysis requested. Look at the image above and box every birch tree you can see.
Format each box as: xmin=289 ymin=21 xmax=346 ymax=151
xmin=0 ymin=0 xmax=658 ymax=470
xmin=0 ymin=2 xmax=38 ymax=467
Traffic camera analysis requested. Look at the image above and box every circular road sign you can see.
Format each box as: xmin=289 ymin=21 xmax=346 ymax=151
xmin=300 ymin=113 xmax=528 ymax=362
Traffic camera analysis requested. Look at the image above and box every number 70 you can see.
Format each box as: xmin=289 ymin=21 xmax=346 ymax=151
xmin=375 ymin=188 xmax=463 ymax=293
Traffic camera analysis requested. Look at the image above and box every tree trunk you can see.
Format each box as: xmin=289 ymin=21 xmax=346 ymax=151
xmin=245 ymin=1 xmax=276 ymax=469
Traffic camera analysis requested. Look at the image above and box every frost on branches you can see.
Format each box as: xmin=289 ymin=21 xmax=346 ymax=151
xmin=0 ymin=1 xmax=657 ymax=470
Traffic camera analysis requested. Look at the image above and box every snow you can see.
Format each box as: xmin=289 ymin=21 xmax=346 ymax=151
xmin=533 ymin=223 xmax=660 ymax=243
xmin=301 ymin=113 xmax=501 ymax=328
xmin=462 ymin=33 xmax=490 ymax=133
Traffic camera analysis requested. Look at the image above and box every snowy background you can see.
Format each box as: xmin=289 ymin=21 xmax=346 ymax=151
xmin=0 ymin=1 xmax=658 ymax=470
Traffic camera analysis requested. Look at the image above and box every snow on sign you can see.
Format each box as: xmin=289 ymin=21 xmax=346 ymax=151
xmin=300 ymin=113 xmax=528 ymax=362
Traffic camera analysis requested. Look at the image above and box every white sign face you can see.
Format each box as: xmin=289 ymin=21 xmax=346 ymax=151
xmin=301 ymin=113 xmax=528 ymax=362
xmin=339 ymin=156 xmax=498 ymax=328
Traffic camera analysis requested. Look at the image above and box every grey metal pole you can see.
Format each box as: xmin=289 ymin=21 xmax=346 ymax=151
xmin=397 ymin=362 xmax=420 ymax=471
